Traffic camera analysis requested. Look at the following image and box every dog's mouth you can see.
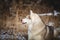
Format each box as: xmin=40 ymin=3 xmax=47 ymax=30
xmin=22 ymin=22 xmax=27 ymax=24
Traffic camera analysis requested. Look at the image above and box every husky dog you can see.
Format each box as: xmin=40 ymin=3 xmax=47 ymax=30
xmin=21 ymin=10 xmax=54 ymax=40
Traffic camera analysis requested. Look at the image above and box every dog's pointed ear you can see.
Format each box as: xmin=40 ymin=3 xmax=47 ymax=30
xmin=30 ymin=10 xmax=33 ymax=15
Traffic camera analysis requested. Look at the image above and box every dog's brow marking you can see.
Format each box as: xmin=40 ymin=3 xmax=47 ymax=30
xmin=27 ymin=15 xmax=31 ymax=19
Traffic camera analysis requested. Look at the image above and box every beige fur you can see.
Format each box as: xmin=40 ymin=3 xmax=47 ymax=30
xmin=28 ymin=10 xmax=46 ymax=40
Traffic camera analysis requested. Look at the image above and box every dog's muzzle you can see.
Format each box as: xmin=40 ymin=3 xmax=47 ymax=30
xmin=21 ymin=19 xmax=27 ymax=24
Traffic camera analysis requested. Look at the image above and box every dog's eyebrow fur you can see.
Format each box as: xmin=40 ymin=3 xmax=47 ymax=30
xmin=26 ymin=15 xmax=31 ymax=19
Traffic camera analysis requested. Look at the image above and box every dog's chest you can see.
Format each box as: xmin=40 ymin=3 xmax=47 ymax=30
xmin=28 ymin=25 xmax=33 ymax=31
xmin=28 ymin=25 xmax=33 ymax=36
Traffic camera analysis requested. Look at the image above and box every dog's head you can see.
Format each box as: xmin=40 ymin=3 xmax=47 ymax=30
xmin=21 ymin=10 xmax=43 ymax=25
xmin=21 ymin=15 xmax=32 ymax=25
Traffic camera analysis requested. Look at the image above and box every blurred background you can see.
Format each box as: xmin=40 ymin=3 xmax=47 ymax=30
xmin=0 ymin=0 xmax=60 ymax=40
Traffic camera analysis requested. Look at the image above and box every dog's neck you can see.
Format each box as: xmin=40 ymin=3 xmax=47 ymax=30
xmin=28 ymin=23 xmax=33 ymax=31
xmin=28 ymin=21 xmax=45 ymax=31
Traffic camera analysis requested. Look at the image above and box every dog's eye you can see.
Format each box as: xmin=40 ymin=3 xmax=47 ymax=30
xmin=26 ymin=15 xmax=31 ymax=19
xmin=29 ymin=16 xmax=31 ymax=19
